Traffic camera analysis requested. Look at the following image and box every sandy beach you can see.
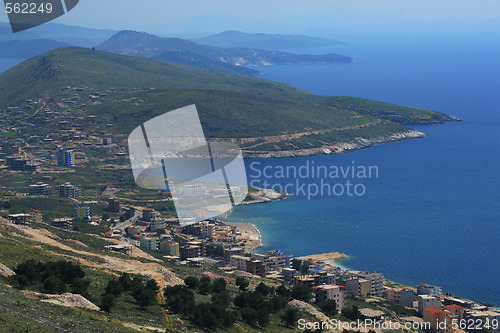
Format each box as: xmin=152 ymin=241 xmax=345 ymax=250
xmin=295 ymin=252 xmax=349 ymax=267
xmin=225 ymin=222 xmax=262 ymax=252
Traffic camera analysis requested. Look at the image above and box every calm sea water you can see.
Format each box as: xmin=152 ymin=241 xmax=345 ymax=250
xmin=0 ymin=58 xmax=25 ymax=73
xmin=226 ymin=32 xmax=500 ymax=305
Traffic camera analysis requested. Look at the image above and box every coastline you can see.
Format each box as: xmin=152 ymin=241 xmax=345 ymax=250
xmin=238 ymin=129 xmax=428 ymax=158
xmin=225 ymin=221 xmax=263 ymax=252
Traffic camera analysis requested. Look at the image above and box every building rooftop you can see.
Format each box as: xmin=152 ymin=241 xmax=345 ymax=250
xmin=424 ymin=307 xmax=450 ymax=315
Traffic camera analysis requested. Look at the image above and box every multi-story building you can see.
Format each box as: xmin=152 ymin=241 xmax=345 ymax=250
xmin=200 ymin=221 xmax=216 ymax=240
xmin=139 ymin=235 xmax=158 ymax=251
xmin=464 ymin=310 xmax=500 ymax=333
xmin=108 ymin=198 xmax=120 ymax=213
xmin=423 ymin=307 xmax=454 ymax=333
xmin=417 ymin=283 xmax=442 ymax=296
xmin=386 ymin=287 xmax=415 ymax=307
xmin=230 ymin=255 xmax=250 ymax=271
xmin=59 ymin=182 xmax=81 ymax=199
xmin=8 ymin=213 xmax=31 ymax=225
xmin=282 ymin=268 xmax=299 ymax=283
xmin=159 ymin=240 xmax=180 ymax=256
xmin=356 ymin=271 xmax=384 ymax=297
xmin=57 ymin=148 xmax=73 ymax=167
xmin=142 ymin=208 xmax=155 ymax=222
xmin=418 ymin=294 xmax=442 ymax=314
xmin=74 ymin=205 xmax=90 ymax=221
xmin=52 ymin=218 xmax=73 ymax=229
xmin=444 ymin=304 xmax=465 ymax=320
xmin=187 ymin=241 xmax=205 ymax=257
xmin=182 ymin=223 xmax=202 ymax=236
xmin=250 ymin=250 xmax=291 ymax=273
xmin=313 ymin=284 xmax=345 ymax=310
xmin=246 ymin=258 xmax=265 ymax=276
xmin=6 ymin=156 xmax=40 ymax=172
xmin=224 ymin=247 xmax=244 ymax=262
xmin=28 ymin=210 xmax=42 ymax=223
xmin=180 ymin=244 xmax=200 ymax=260
xmin=29 ymin=182 xmax=52 ymax=196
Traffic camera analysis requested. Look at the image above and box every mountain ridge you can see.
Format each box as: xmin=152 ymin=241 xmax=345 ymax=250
xmin=0 ymin=47 xmax=457 ymax=156
xmin=193 ymin=30 xmax=345 ymax=50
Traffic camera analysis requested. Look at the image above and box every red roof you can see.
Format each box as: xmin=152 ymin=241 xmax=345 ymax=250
xmin=445 ymin=304 xmax=465 ymax=310
xmin=424 ymin=307 xmax=450 ymax=315
xmin=143 ymin=208 xmax=154 ymax=211
xmin=420 ymin=283 xmax=426 ymax=287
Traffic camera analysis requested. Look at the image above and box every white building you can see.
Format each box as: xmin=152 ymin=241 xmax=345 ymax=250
xmin=230 ymin=254 xmax=250 ymax=271
xmin=313 ymin=284 xmax=345 ymax=310
xmin=139 ymin=235 xmax=158 ymax=251
xmin=417 ymin=283 xmax=442 ymax=296
xmin=418 ymin=294 xmax=442 ymax=314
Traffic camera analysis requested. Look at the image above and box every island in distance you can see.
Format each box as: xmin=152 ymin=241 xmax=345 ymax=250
xmin=192 ymin=30 xmax=345 ymax=50
xmin=96 ymin=30 xmax=353 ymax=76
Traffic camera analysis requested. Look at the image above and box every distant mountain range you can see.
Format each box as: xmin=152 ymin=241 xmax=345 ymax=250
xmin=0 ymin=22 xmax=115 ymax=46
xmin=193 ymin=30 xmax=344 ymax=50
xmin=0 ymin=47 xmax=455 ymax=156
xmin=95 ymin=30 xmax=353 ymax=76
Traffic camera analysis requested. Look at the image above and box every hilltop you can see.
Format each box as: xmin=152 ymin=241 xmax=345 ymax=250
xmin=193 ymin=30 xmax=344 ymax=50
xmin=0 ymin=47 xmax=456 ymax=157
xmin=96 ymin=30 xmax=353 ymax=76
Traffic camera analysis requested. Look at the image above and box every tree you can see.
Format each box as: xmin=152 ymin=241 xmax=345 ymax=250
xmin=71 ymin=278 xmax=90 ymax=296
xmin=240 ymin=307 xmax=258 ymax=326
xmin=276 ymin=284 xmax=291 ymax=298
xmin=105 ymin=279 xmax=123 ymax=297
xmin=192 ymin=302 xmax=218 ymax=330
xmin=255 ymin=282 xmax=272 ymax=297
xmin=211 ymin=290 xmax=231 ymax=307
xmin=100 ymin=293 xmax=115 ymax=313
xmin=235 ymin=276 xmax=249 ymax=291
xmin=212 ymin=278 xmax=226 ymax=293
xmin=43 ymin=276 xmax=66 ymax=294
xmin=145 ymin=278 xmax=159 ymax=292
xmin=318 ymin=299 xmax=338 ymax=317
xmin=257 ymin=307 xmax=271 ymax=327
xmin=291 ymin=285 xmax=311 ymax=302
xmin=134 ymin=287 xmax=157 ymax=310
xmin=198 ymin=276 xmax=212 ymax=294
xmin=341 ymin=305 xmax=361 ymax=320
xmin=281 ymin=307 xmax=299 ymax=327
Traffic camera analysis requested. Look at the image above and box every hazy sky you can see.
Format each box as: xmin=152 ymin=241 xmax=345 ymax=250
xmin=2 ymin=0 xmax=500 ymax=33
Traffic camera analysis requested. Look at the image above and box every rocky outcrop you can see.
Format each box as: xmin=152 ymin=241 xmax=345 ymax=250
xmin=0 ymin=262 xmax=15 ymax=277
xmin=240 ymin=129 xmax=427 ymax=158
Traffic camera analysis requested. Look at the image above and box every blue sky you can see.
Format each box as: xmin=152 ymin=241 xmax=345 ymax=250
xmin=2 ymin=0 xmax=500 ymax=34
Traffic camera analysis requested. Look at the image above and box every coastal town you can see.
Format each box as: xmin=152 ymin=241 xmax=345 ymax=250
xmin=0 ymin=87 xmax=498 ymax=331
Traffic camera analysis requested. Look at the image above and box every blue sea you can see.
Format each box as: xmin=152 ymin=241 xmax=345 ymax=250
xmin=225 ymin=32 xmax=500 ymax=306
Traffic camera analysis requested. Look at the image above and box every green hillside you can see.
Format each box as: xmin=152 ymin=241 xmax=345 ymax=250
xmin=0 ymin=47 xmax=456 ymax=154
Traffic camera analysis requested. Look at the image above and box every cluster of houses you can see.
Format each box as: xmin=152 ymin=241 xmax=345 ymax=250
xmin=411 ymin=283 xmax=500 ymax=333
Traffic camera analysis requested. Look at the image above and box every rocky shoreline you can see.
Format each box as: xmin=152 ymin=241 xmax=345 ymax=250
xmin=240 ymin=129 xmax=427 ymax=158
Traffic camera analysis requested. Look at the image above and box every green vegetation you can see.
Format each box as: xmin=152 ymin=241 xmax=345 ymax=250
xmin=0 ymin=47 xmax=454 ymax=148
xmin=14 ymin=260 xmax=90 ymax=296
xmin=165 ymin=276 xmax=295 ymax=331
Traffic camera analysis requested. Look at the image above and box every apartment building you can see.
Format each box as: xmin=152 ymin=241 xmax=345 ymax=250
xmin=313 ymin=284 xmax=345 ymax=310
